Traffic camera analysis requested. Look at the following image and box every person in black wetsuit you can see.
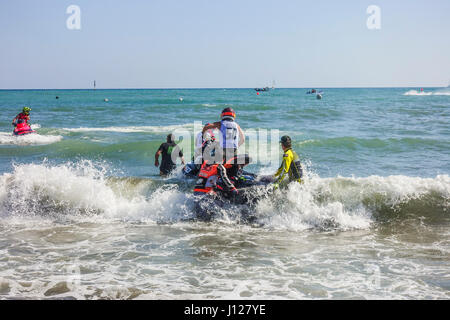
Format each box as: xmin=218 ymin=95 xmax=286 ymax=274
xmin=155 ymin=134 xmax=185 ymax=176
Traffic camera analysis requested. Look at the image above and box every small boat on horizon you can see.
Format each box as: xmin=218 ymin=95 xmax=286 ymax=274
xmin=254 ymin=87 xmax=270 ymax=92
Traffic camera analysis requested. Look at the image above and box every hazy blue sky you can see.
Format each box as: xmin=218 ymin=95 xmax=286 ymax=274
xmin=0 ymin=0 xmax=449 ymax=89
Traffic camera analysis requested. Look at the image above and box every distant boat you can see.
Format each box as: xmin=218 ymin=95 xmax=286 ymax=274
xmin=254 ymin=87 xmax=270 ymax=92
xmin=316 ymin=90 xmax=324 ymax=99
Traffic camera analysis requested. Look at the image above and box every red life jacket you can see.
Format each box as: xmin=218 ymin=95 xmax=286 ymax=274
xmin=194 ymin=158 xmax=239 ymax=194
xmin=17 ymin=113 xmax=30 ymax=121
xmin=198 ymin=162 xmax=218 ymax=179
xmin=194 ymin=162 xmax=219 ymax=194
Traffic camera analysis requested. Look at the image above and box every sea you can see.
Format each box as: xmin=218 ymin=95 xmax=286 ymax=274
xmin=0 ymin=87 xmax=449 ymax=299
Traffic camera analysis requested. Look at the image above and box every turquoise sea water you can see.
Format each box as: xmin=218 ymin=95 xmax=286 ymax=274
xmin=1 ymin=88 xmax=449 ymax=177
xmin=0 ymin=88 xmax=449 ymax=299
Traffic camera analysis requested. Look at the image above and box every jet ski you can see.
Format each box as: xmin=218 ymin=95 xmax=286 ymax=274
xmin=13 ymin=120 xmax=35 ymax=136
xmin=193 ymin=171 xmax=273 ymax=223
xmin=182 ymin=162 xmax=201 ymax=178
xmin=182 ymin=160 xmax=258 ymax=180
xmin=316 ymin=91 xmax=324 ymax=100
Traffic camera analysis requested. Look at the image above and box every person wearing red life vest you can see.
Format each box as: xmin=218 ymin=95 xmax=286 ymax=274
xmin=12 ymin=107 xmax=31 ymax=126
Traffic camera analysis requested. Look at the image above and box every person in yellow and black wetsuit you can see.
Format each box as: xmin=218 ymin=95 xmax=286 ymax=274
xmin=272 ymin=135 xmax=303 ymax=188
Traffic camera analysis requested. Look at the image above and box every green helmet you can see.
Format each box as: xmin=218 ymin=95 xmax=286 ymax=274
xmin=23 ymin=107 xmax=31 ymax=114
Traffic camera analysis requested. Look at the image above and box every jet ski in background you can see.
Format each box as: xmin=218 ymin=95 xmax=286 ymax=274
xmin=12 ymin=119 xmax=35 ymax=136
xmin=316 ymin=90 xmax=324 ymax=100
xmin=255 ymin=87 xmax=270 ymax=92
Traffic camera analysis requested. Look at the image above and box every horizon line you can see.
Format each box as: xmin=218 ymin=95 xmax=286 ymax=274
xmin=0 ymin=85 xmax=445 ymax=91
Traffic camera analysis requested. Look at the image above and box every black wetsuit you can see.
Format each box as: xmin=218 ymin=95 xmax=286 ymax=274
xmin=158 ymin=142 xmax=183 ymax=175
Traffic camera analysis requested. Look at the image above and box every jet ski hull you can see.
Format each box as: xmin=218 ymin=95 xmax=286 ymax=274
xmin=13 ymin=129 xmax=35 ymax=136
xmin=182 ymin=162 xmax=200 ymax=178
xmin=193 ymin=177 xmax=272 ymax=223
xmin=13 ymin=121 xmax=35 ymax=136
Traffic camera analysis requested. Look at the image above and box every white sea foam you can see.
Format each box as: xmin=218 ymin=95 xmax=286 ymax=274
xmin=61 ymin=123 xmax=195 ymax=133
xmin=434 ymin=89 xmax=450 ymax=95
xmin=255 ymin=174 xmax=450 ymax=231
xmin=404 ymin=90 xmax=433 ymax=96
xmin=0 ymin=161 xmax=192 ymax=223
xmin=0 ymin=162 xmax=449 ymax=300
xmin=0 ymin=131 xmax=63 ymax=145
xmin=1 ymin=161 xmax=448 ymax=231
xmin=403 ymin=89 xmax=450 ymax=96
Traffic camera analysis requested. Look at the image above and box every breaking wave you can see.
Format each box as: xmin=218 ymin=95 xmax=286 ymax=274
xmin=404 ymin=89 xmax=450 ymax=96
xmin=0 ymin=161 xmax=448 ymax=230
xmin=60 ymin=123 xmax=195 ymax=134
xmin=0 ymin=125 xmax=63 ymax=146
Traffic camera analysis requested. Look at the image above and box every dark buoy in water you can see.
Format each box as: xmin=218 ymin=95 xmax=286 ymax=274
xmin=56 ymin=96 xmax=59 ymax=99
xmin=316 ymin=94 xmax=322 ymax=100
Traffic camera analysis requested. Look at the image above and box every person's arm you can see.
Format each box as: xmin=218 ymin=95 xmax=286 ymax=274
xmin=273 ymin=163 xmax=283 ymax=178
xmin=202 ymin=122 xmax=220 ymax=133
xmin=218 ymin=164 xmax=237 ymax=192
xmin=179 ymin=148 xmax=185 ymax=165
xmin=155 ymin=150 xmax=162 ymax=167
xmin=237 ymin=124 xmax=245 ymax=147
xmin=12 ymin=115 xmax=18 ymax=126
xmin=155 ymin=144 xmax=164 ymax=167
xmin=274 ymin=152 xmax=293 ymax=184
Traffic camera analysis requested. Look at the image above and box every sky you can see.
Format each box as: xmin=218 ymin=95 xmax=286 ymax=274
xmin=0 ymin=0 xmax=449 ymax=89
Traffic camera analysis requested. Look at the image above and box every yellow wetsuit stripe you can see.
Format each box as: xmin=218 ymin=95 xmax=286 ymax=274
xmin=275 ymin=149 xmax=294 ymax=184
